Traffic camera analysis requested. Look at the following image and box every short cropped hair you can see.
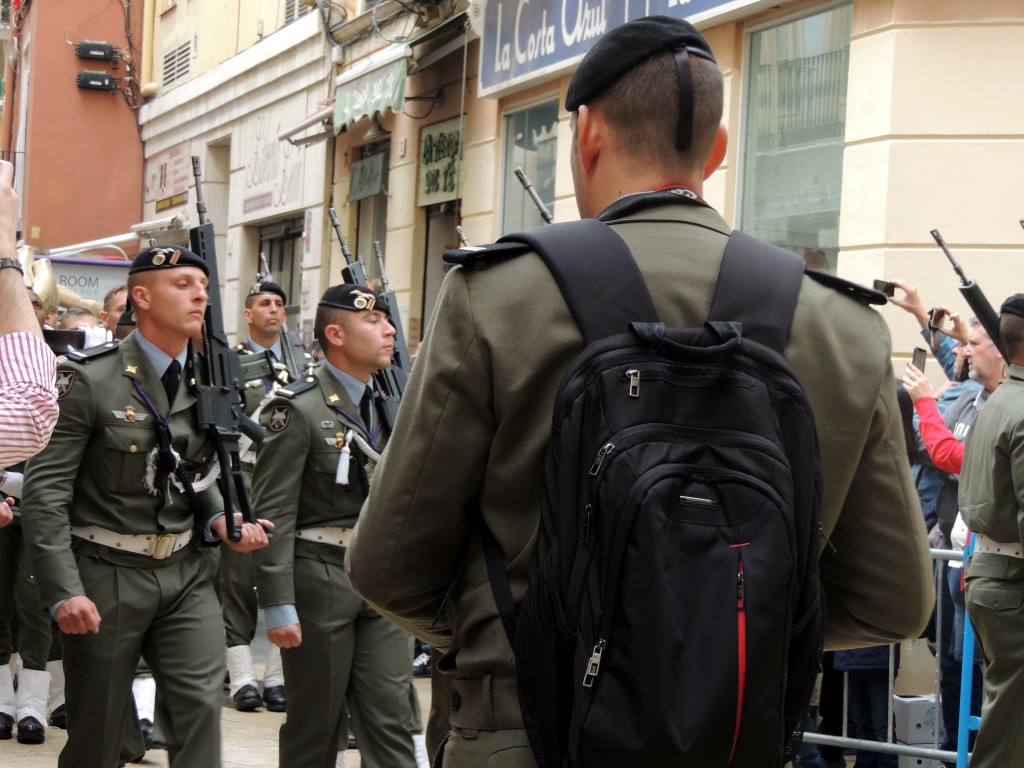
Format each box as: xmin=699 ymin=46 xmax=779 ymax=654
xmin=313 ymin=305 xmax=350 ymax=349
xmin=56 ymin=306 xmax=99 ymax=329
xmin=1000 ymin=312 xmax=1024 ymax=363
xmin=103 ymin=284 xmax=127 ymax=312
xmin=595 ymin=52 xmax=723 ymax=174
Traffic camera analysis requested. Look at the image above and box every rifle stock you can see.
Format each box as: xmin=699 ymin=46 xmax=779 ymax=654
xmin=191 ymin=156 xmax=264 ymax=541
xmin=930 ymin=228 xmax=1007 ymax=361
xmin=327 ymin=207 xmax=410 ymax=435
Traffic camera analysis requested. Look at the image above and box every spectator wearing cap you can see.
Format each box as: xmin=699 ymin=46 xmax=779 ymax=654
xmin=347 ymin=15 xmax=932 ymax=767
xmin=21 ymin=245 xmax=272 ymax=768
xmin=221 ymin=279 xmax=292 ymax=714
xmin=959 ymin=293 xmax=1024 ymax=768
xmin=251 ymin=283 xmax=419 ymax=768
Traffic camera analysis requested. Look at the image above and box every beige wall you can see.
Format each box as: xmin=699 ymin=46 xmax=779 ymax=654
xmin=842 ymin=0 xmax=1024 ymax=367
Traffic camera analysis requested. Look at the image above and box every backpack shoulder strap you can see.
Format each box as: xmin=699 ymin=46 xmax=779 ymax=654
xmin=500 ymin=219 xmax=659 ymax=344
xmin=708 ymin=230 xmax=806 ymax=353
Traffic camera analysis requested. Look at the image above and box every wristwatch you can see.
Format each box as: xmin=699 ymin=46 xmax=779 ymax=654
xmin=0 ymin=257 xmax=22 ymax=274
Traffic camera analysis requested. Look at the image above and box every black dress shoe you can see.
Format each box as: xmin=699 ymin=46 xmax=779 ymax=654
xmin=17 ymin=715 xmax=45 ymax=744
xmin=0 ymin=712 xmax=12 ymax=739
xmin=48 ymin=704 xmax=67 ymax=729
xmin=232 ymin=683 xmax=263 ymax=712
xmin=263 ymin=685 xmax=287 ymax=712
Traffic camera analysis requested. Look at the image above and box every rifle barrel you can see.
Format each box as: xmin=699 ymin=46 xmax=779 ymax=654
xmin=514 ymin=166 xmax=554 ymax=224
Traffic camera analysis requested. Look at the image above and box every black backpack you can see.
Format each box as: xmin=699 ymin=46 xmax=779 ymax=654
xmin=481 ymin=219 xmax=825 ymax=768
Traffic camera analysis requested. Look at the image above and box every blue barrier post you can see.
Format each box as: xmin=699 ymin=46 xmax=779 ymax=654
xmin=957 ymin=537 xmax=981 ymax=768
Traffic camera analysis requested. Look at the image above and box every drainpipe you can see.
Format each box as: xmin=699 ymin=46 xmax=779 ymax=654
xmin=140 ymin=0 xmax=158 ymax=97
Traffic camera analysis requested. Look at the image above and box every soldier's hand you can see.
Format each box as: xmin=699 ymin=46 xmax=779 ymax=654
xmin=212 ymin=513 xmax=275 ymax=552
xmin=0 ymin=498 xmax=12 ymax=527
xmin=55 ymin=595 xmax=102 ymax=635
xmin=268 ymin=624 xmax=302 ymax=649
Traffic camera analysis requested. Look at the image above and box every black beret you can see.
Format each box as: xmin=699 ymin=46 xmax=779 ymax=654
xmin=129 ymin=245 xmax=208 ymax=276
xmin=1000 ymin=293 xmax=1024 ymax=319
xmin=319 ymin=283 xmax=389 ymax=313
xmin=117 ymin=298 xmax=137 ymax=327
xmin=565 ymin=16 xmax=716 ymax=111
xmin=247 ymin=281 xmax=287 ymax=303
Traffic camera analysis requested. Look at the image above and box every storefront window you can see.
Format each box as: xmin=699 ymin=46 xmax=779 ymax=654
xmin=740 ymin=3 xmax=852 ymax=272
xmin=259 ymin=217 xmax=303 ymax=324
xmin=501 ymin=100 xmax=558 ymax=235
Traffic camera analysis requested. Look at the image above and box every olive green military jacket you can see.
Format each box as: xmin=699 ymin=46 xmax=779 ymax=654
xmin=252 ymin=365 xmax=382 ymax=609
xmin=348 ymin=201 xmax=935 ymax=686
xmin=960 ymin=363 xmax=1024 ymax=548
xmin=22 ymin=333 xmax=224 ymax=608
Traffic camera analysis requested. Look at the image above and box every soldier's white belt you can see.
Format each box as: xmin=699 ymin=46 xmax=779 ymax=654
xmin=973 ymin=532 xmax=1024 ymax=559
xmin=295 ymin=526 xmax=352 ymax=547
xmin=71 ymin=526 xmax=194 ymax=560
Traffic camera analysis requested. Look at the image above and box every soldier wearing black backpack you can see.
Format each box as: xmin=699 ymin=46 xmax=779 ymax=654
xmin=348 ymin=16 xmax=934 ymax=768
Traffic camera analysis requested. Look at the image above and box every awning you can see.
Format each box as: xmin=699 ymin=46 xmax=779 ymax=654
xmin=334 ymin=44 xmax=412 ymax=132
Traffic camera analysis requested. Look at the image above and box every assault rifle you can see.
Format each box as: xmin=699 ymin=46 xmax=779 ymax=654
xmin=929 ymin=229 xmax=1007 ymax=362
xmin=514 ymin=166 xmax=554 ymax=224
xmin=327 ymin=207 xmax=411 ymax=435
xmin=191 ymin=156 xmax=264 ymax=541
xmin=255 ymin=251 xmax=311 ymax=383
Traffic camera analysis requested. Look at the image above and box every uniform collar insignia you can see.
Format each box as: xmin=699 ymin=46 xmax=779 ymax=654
xmin=125 ymin=364 xmax=138 ymax=375
xmin=321 ymin=420 xmax=335 ymax=429
xmin=328 ymin=394 xmax=340 ymax=403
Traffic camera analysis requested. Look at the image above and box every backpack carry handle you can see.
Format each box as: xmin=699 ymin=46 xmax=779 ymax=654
xmin=631 ymin=321 xmax=742 ymax=361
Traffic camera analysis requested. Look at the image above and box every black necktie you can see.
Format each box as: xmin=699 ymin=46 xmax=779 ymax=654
xmin=359 ymin=386 xmax=374 ymax=430
xmin=162 ymin=359 xmax=181 ymax=406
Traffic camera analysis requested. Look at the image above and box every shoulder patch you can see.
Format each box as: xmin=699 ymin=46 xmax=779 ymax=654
xmin=54 ymin=370 xmax=77 ymax=399
xmin=267 ymin=405 xmax=291 ymax=432
xmin=64 ymin=341 xmax=119 ymax=364
xmin=806 ymin=269 xmax=887 ymax=307
xmin=276 ymin=376 xmax=317 ymax=399
xmin=443 ymin=241 xmax=532 ymax=269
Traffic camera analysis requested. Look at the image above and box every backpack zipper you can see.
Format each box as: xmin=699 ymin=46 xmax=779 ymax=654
xmin=730 ymin=555 xmax=748 ymax=765
xmin=582 ymin=638 xmax=606 ymax=688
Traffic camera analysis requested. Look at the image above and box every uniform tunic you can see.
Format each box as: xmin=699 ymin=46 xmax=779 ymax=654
xmin=347 ymin=199 xmax=935 ymax=767
xmin=961 ymin=363 xmax=1024 ymax=767
xmin=22 ymin=333 xmax=226 ymax=768
xmin=252 ymin=364 xmax=415 ymax=768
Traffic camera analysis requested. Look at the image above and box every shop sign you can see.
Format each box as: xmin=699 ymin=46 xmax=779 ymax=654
xmin=417 ymin=117 xmax=462 ymax=207
xmin=349 ymin=153 xmax=387 ymax=202
xmin=241 ymin=97 xmax=307 ymax=217
xmin=478 ymin=0 xmax=775 ymax=96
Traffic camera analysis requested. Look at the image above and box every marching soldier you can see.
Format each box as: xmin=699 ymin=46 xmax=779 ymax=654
xmin=22 ymin=245 xmax=272 ymax=768
xmin=252 ymin=283 xmax=416 ymax=768
xmin=222 ymin=279 xmax=294 ymax=712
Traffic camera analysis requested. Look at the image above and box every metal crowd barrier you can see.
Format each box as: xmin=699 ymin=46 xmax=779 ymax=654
xmin=800 ymin=547 xmax=979 ymax=768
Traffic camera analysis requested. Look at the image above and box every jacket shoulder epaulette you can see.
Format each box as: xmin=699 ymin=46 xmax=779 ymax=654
xmin=442 ymin=241 xmax=532 ymax=269
xmin=64 ymin=341 xmax=120 ymax=364
xmin=806 ymin=269 xmax=888 ymax=307
xmin=275 ymin=376 xmax=318 ymax=399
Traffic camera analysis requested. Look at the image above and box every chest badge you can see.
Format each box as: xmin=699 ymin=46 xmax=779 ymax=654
xmin=268 ymin=405 xmax=291 ymax=432
xmin=321 ymin=420 xmax=335 ymax=429
xmin=113 ymin=405 xmax=148 ymax=423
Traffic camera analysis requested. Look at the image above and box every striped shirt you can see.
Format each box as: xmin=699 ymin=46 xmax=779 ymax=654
xmin=0 ymin=331 xmax=58 ymax=466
